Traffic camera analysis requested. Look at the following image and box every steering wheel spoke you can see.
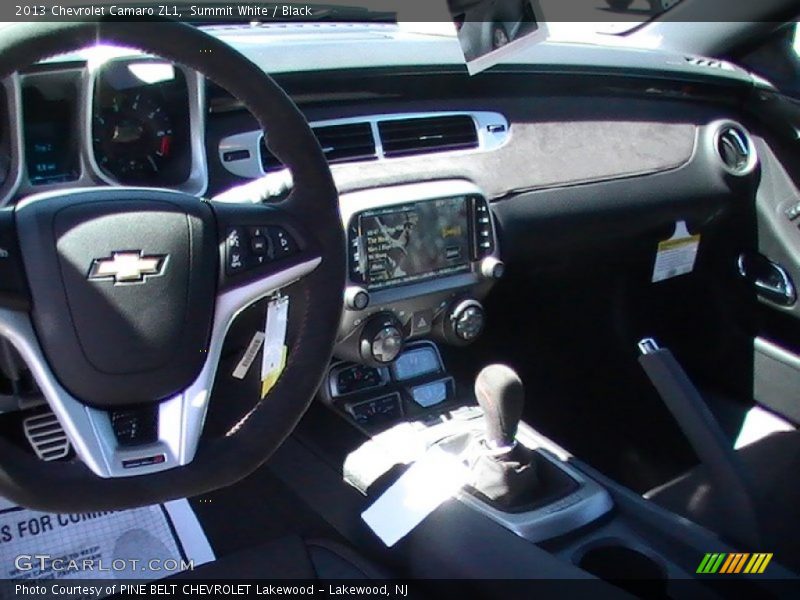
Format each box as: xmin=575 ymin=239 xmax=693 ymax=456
xmin=0 ymin=207 xmax=31 ymax=311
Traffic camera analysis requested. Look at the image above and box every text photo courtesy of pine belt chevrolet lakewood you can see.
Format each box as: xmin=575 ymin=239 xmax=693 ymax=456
xmin=1 ymin=0 xmax=800 ymax=597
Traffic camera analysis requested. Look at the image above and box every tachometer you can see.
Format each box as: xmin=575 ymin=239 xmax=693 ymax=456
xmin=92 ymin=92 xmax=174 ymax=180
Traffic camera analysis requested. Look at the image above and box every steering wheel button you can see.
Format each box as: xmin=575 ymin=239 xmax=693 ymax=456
xmin=227 ymin=251 xmax=245 ymax=274
xmin=270 ymin=227 xmax=298 ymax=256
xmin=227 ymin=227 xmax=245 ymax=250
xmin=248 ymin=254 xmax=269 ymax=269
xmin=251 ymin=235 xmax=269 ymax=255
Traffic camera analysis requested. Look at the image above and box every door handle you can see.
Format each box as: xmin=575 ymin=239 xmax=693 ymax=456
xmin=737 ymin=252 xmax=797 ymax=306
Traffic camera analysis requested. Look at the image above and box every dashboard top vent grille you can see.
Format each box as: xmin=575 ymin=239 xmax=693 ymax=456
xmin=378 ymin=115 xmax=478 ymax=158
xmin=716 ymin=125 xmax=754 ymax=175
xmin=684 ymin=56 xmax=732 ymax=70
xmin=260 ymin=121 xmax=376 ymax=171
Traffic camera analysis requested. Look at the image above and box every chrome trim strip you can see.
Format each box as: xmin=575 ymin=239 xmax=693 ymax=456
xmin=15 ymin=67 xmax=101 ymax=198
xmin=218 ymin=111 xmax=511 ymax=180
xmin=0 ymin=74 xmax=24 ymax=206
xmin=0 ymin=256 xmax=320 ymax=477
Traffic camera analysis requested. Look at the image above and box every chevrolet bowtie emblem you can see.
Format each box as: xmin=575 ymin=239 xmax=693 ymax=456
xmin=88 ymin=251 xmax=166 ymax=284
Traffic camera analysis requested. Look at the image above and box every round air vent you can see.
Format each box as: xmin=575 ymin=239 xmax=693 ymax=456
xmin=715 ymin=123 xmax=756 ymax=175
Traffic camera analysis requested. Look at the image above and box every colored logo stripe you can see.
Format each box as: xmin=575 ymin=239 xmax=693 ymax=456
xmin=744 ymin=553 xmax=773 ymax=574
xmin=697 ymin=553 xmax=726 ymax=574
xmin=697 ymin=553 xmax=773 ymax=574
xmin=720 ymin=553 xmax=749 ymax=573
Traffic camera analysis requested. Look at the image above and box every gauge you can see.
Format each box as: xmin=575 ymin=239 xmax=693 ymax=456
xmin=92 ymin=92 xmax=174 ymax=181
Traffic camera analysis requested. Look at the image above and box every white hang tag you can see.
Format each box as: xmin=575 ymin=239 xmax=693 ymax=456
xmin=652 ymin=220 xmax=701 ymax=283
xmin=261 ymin=295 xmax=289 ymax=398
xmin=361 ymin=446 xmax=469 ymax=547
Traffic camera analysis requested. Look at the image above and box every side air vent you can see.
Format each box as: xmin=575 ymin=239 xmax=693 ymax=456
xmin=260 ymin=122 xmax=376 ymax=171
xmin=378 ymin=115 xmax=478 ymax=157
xmin=716 ymin=124 xmax=755 ymax=175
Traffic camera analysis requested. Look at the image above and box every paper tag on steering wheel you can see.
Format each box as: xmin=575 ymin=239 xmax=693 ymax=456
xmin=261 ymin=295 xmax=289 ymax=398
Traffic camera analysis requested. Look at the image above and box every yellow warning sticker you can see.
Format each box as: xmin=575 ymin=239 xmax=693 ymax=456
xmin=652 ymin=221 xmax=701 ymax=283
xmin=261 ymin=345 xmax=287 ymax=399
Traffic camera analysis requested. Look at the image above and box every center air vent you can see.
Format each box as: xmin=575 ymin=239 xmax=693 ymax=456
xmin=716 ymin=124 xmax=755 ymax=175
xmin=378 ymin=115 xmax=478 ymax=157
xmin=260 ymin=121 xmax=375 ymax=171
xmin=221 ymin=111 xmax=507 ymax=180
xmin=314 ymin=122 xmax=376 ymax=162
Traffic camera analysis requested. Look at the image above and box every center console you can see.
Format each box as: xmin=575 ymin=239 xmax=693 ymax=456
xmin=314 ymin=341 xmax=792 ymax=594
xmin=334 ymin=180 xmax=503 ymax=367
xmin=321 ymin=341 xmax=613 ymax=544
xmin=278 ymin=179 xmax=794 ymax=594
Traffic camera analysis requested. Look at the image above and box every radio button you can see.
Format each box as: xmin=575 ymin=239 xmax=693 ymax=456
xmin=411 ymin=309 xmax=434 ymax=336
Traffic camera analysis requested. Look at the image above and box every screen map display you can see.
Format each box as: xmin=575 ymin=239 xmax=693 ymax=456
xmin=359 ymin=196 xmax=471 ymax=289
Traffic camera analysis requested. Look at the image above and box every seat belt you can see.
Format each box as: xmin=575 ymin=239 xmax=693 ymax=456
xmin=637 ymin=338 xmax=762 ymax=549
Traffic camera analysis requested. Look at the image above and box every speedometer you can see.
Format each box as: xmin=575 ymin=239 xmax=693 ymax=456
xmin=91 ymin=60 xmax=191 ymax=187
xmin=92 ymin=92 xmax=174 ymax=180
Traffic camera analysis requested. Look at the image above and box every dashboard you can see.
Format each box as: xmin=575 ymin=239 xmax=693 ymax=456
xmin=0 ymin=23 xmax=766 ymax=373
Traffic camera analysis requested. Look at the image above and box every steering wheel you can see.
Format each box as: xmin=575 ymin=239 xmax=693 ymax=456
xmin=0 ymin=20 xmax=344 ymax=511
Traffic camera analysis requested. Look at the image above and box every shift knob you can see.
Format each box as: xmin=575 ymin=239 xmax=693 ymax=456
xmin=474 ymin=364 xmax=524 ymax=449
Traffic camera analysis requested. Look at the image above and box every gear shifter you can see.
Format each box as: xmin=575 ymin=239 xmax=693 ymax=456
xmin=475 ymin=364 xmax=525 ymax=451
xmin=468 ymin=364 xmax=538 ymax=508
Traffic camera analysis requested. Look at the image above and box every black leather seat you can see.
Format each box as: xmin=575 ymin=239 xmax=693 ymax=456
xmin=175 ymin=536 xmax=386 ymax=579
xmin=646 ymin=431 xmax=800 ymax=572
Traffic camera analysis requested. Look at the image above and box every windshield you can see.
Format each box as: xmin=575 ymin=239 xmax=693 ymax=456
xmin=27 ymin=0 xmax=682 ymax=30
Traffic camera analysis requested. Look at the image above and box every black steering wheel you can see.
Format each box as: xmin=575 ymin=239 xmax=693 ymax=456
xmin=0 ymin=20 xmax=345 ymax=511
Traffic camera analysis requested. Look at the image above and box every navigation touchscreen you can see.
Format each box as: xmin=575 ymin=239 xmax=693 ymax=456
xmin=359 ymin=196 xmax=471 ymax=289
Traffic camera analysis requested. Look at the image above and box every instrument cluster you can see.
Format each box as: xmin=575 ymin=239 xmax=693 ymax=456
xmin=0 ymin=56 xmax=205 ymax=205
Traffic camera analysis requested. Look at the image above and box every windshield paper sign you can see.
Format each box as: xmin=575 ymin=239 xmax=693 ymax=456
xmin=448 ymin=0 xmax=549 ymax=74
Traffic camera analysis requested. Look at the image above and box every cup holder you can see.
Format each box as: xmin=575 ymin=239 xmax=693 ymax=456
xmin=577 ymin=543 xmax=668 ymax=597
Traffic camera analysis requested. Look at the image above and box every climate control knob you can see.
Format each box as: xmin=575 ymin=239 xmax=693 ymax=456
xmin=359 ymin=313 xmax=405 ymax=365
xmin=446 ymin=299 xmax=485 ymax=344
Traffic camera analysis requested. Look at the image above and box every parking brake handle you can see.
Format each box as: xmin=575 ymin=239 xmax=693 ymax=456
xmin=637 ymin=338 xmax=762 ymax=549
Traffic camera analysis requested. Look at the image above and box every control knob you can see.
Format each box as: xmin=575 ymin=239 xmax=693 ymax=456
xmin=344 ymin=286 xmax=370 ymax=311
xmin=445 ymin=299 xmax=485 ymax=344
xmin=359 ymin=313 xmax=404 ymax=365
xmin=481 ymin=257 xmax=505 ymax=280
